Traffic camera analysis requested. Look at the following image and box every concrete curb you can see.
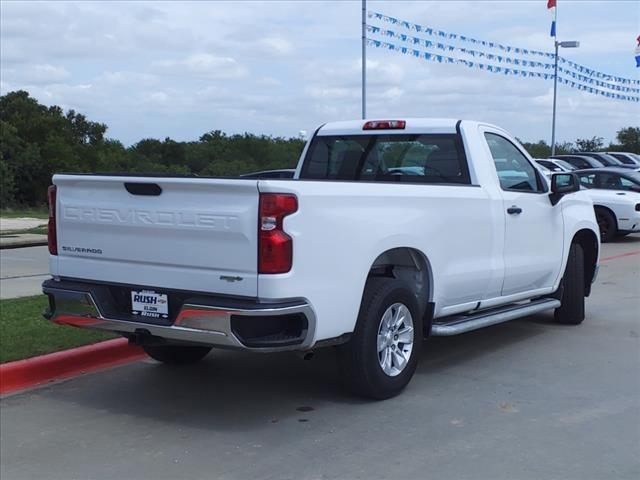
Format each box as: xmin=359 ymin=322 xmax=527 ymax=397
xmin=0 ymin=338 xmax=146 ymax=395
xmin=0 ymin=234 xmax=48 ymax=250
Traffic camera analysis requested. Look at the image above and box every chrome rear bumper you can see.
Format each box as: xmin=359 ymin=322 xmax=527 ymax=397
xmin=43 ymin=280 xmax=315 ymax=352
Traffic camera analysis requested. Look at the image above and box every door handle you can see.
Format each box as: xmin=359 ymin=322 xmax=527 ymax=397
xmin=507 ymin=206 xmax=522 ymax=215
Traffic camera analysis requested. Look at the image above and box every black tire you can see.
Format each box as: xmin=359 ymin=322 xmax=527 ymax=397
xmin=338 ymin=277 xmax=423 ymax=400
xmin=554 ymin=242 xmax=585 ymax=325
xmin=143 ymin=344 xmax=212 ymax=365
xmin=595 ymin=207 xmax=617 ymax=243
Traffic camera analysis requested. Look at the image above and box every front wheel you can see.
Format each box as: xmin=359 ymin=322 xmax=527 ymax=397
xmin=338 ymin=277 xmax=423 ymax=399
xmin=595 ymin=207 xmax=616 ymax=243
xmin=143 ymin=344 xmax=212 ymax=365
xmin=554 ymin=242 xmax=585 ymax=325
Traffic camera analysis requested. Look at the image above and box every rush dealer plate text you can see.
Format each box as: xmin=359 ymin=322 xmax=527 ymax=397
xmin=131 ymin=290 xmax=169 ymax=319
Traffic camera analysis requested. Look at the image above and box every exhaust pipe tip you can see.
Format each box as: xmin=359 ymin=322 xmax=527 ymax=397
xmin=297 ymin=351 xmax=315 ymax=361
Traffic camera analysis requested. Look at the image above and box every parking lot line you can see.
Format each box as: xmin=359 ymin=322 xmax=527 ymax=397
xmin=600 ymin=249 xmax=640 ymax=263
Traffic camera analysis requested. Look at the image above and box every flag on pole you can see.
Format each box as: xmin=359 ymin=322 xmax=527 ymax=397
xmin=636 ymin=35 xmax=640 ymax=67
xmin=548 ymin=0 xmax=557 ymax=37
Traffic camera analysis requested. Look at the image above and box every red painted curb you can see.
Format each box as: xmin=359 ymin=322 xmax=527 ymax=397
xmin=600 ymin=249 xmax=640 ymax=263
xmin=0 ymin=338 xmax=146 ymax=395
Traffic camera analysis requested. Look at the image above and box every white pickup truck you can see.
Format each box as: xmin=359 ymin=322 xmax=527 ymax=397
xmin=43 ymin=118 xmax=600 ymax=399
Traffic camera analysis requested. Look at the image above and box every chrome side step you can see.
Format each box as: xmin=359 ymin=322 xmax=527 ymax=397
xmin=430 ymin=298 xmax=561 ymax=336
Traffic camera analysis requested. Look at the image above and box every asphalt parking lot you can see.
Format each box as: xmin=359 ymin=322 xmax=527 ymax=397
xmin=1 ymin=236 xmax=639 ymax=480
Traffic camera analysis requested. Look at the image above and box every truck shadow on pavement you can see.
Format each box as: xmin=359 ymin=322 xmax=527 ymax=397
xmin=33 ymin=313 xmax=557 ymax=431
xmin=613 ymin=235 xmax=640 ymax=243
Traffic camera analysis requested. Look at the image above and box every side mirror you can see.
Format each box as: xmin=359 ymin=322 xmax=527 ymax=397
xmin=550 ymin=173 xmax=580 ymax=205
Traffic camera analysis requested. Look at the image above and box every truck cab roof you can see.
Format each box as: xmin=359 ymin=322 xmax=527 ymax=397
xmin=317 ymin=118 xmax=468 ymax=136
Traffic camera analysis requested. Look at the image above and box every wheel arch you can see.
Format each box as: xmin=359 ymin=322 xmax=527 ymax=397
xmin=367 ymin=247 xmax=434 ymax=334
xmin=571 ymin=228 xmax=599 ymax=297
xmin=593 ymin=204 xmax=618 ymax=230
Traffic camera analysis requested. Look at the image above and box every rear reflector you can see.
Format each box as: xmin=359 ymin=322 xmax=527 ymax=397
xmin=258 ymin=193 xmax=298 ymax=274
xmin=363 ymin=120 xmax=406 ymax=130
xmin=47 ymin=185 xmax=58 ymax=255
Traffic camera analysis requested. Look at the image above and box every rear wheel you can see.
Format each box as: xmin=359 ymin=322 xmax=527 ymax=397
xmin=143 ymin=344 xmax=212 ymax=365
xmin=338 ymin=277 xmax=422 ymax=399
xmin=595 ymin=207 xmax=617 ymax=243
xmin=554 ymin=242 xmax=585 ymax=325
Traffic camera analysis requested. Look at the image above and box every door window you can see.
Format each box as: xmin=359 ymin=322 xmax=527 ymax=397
xmin=484 ymin=133 xmax=543 ymax=192
xmin=596 ymin=173 xmax=636 ymax=191
xmin=578 ymin=173 xmax=596 ymax=188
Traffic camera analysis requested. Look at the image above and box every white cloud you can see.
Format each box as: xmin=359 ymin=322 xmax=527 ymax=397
xmin=2 ymin=63 xmax=70 ymax=84
xmin=96 ymin=71 xmax=159 ymax=87
xmin=258 ymin=76 xmax=282 ymax=87
xmin=152 ymin=54 xmax=248 ymax=80
xmin=261 ymin=37 xmax=294 ymax=56
xmin=1 ymin=0 xmax=637 ymax=145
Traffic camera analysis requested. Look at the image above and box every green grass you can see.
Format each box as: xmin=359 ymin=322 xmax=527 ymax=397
xmin=0 ymin=207 xmax=49 ymax=219
xmin=0 ymin=295 xmax=116 ymax=363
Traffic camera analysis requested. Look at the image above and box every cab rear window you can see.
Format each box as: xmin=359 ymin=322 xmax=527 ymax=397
xmin=299 ymin=134 xmax=470 ymax=184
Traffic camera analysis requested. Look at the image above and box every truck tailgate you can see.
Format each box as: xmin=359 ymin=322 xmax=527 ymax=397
xmin=52 ymin=174 xmax=259 ymax=297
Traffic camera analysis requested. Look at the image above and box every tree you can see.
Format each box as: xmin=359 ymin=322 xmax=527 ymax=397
xmin=518 ymin=139 xmax=551 ymax=158
xmin=574 ymin=136 xmax=604 ymax=152
xmin=2 ymin=88 xmax=633 ymax=207
xmin=609 ymin=127 xmax=640 ymax=153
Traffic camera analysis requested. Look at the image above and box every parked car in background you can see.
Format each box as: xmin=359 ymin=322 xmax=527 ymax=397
xmin=551 ymin=155 xmax=606 ymax=170
xmin=240 ymin=169 xmax=296 ymax=179
xmin=605 ymin=152 xmax=640 ymax=167
xmin=577 ymin=152 xmax=637 ymax=169
xmin=550 ymin=158 xmax=578 ymax=171
xmin=574 ymin=168 xmax=640 ymax=241
xmin=535 ymin=159 xmax=574 ymax=173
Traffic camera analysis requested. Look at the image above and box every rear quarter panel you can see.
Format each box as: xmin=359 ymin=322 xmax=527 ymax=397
xmin=257 ymin=179 xmax=500 ymax=343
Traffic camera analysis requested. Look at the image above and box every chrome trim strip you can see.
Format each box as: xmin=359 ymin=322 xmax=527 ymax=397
xmin=43 ymin=286 xmax=316 ymax=352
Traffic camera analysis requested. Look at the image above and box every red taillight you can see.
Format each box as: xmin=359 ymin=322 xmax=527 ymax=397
xmin=258 ymin=193 xmax=298 ymax=274
xmin=363 ymin=120 xmax=406 ymax=130
xmin=47 ymin=185 xmax=57 ymax=255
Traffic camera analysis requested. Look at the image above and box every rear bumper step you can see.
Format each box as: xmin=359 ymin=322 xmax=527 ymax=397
xmin=431 ymin=298 xmax=560 ymax=336
xmin=42 ymin=280 xmax=316 ymax=352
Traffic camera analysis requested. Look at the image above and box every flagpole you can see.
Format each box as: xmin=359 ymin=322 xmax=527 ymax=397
xmin=550 ymin=1 xmax=558 ymax=156
xmin=551 ymin=40 xmax=558 ymax=156
xmin=362 ymin=0 xmax=367 ymax=119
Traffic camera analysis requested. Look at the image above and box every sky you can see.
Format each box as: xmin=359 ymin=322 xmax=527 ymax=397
xmin=1 ymin=0 xmax=638 ymax=146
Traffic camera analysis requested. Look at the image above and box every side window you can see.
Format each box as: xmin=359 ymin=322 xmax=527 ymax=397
xmin=597 ymin=173 xmax=633 ymax=191
xmin=484 ymin=133 xmax=543 ymax=192
xmin=578 ymin=173 xmax=596 ymax=188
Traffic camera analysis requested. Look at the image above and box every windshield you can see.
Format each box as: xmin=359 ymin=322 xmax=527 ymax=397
xmin=593 ymin=154 xmax=623 ymax=166
xmin=300 ymin=134 xmax=470 ymax=184
xmin=537 ymin=160 xmax=562 ymax=171
xmin=554 ymin=159 xmax=576 ymax=170
xmin=609 ymin=153 xmax=636 ymax=165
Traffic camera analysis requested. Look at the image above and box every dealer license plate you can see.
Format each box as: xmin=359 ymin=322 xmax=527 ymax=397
xmin=131 ymin=290 xmax=169 ymax=319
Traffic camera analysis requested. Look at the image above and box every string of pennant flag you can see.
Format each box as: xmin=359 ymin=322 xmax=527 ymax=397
xmin=367 ymin=25 xmax=640 ymax=94
xmin=369 ymin=11 xmax=640 ymax=87
xmin=366 ymin=38 xmax=640 ymax=103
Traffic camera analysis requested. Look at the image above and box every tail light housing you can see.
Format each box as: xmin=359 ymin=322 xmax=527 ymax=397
xmin=258 ymin=193 xmax=297 ymax=274
xmin=47 ymin=185 xmax=58 ymax=255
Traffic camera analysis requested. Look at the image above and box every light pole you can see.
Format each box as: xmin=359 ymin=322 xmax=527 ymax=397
xmin=361 ymin=0 xmax=366 ymax=119
xmin=551 ymin=40 xmax=579 ymax=156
